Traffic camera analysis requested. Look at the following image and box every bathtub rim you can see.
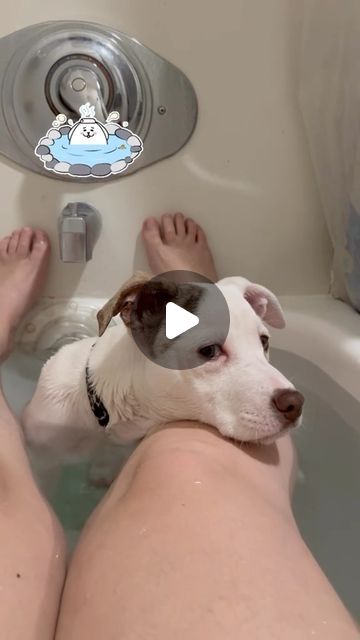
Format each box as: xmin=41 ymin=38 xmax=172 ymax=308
xmin=273 ymin=294 xmax=360 ymax=403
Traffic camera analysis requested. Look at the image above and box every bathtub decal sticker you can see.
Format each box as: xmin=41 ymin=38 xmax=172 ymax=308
xmin=34 ymin=103 xmax=143 ymax=178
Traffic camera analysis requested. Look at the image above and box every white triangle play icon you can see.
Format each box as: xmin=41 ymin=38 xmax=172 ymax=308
xmin=165 ymin=302 xmax=199 ymax=340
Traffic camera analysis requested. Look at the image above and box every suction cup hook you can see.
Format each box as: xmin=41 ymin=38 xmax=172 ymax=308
xmin=16 ymin=299 xmax=118 ymax=361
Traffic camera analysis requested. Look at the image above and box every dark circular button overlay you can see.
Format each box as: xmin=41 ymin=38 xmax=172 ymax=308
xmin=129 ymin=270 xmax=230 ymax=370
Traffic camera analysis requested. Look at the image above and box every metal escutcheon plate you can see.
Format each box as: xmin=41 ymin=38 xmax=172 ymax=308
xmin=0 ymin=21 xmax=198 ymax=181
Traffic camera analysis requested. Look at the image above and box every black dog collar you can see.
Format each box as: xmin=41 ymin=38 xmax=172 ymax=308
xmin=85 ymin=345 xmax=110 ymax=428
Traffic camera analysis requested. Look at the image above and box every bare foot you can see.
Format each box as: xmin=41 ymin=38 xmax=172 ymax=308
xmin=142 ymin=213 xmax=218 ymax=281
xmin=0 ymin=227 xmax=50 ymax=361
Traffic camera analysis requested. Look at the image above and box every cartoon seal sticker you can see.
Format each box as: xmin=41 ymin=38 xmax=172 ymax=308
xmin=35 ymin=103 xmax=143 ymax=178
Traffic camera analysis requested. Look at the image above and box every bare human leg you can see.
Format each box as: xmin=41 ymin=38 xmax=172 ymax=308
xmin=55 ymin=423 xmax=358 ymax=640
xmin=56 ymin=214 xmax=358 ymax=639
xmin=0 ymin=228 xmax=66 ymax=640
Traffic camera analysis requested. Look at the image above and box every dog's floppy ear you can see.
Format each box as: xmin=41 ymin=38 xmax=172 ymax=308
xmin=218 ymin=276 xmax=285 ymax=329
xmin=97 ymin=271 xmax=151 ymax=336
xmin=244 ymin=283 xmax=285 ymax=329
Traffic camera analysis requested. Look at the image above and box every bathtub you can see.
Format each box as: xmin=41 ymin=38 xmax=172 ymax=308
xmin=2 ymin=293 xmax=359 ymax=619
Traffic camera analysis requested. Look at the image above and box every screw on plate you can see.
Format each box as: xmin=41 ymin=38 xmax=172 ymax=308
xmin=157 ymin=105 xmax=167 ymax=115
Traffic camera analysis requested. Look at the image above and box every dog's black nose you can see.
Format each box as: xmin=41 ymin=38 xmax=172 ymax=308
xmin=272 ymin=389 xmax=304 ymax=423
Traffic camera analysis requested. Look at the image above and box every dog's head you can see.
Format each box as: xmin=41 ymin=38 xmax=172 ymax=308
xmin=97 ymin=273 xmax=304 ymax=444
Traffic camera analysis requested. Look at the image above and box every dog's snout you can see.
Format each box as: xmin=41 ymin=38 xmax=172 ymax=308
xmin=272 ymin=389 xmax=304 ymax=423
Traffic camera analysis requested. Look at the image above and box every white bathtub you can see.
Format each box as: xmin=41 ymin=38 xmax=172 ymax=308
xmin=2 ymin=294 xmax=360 ymax=618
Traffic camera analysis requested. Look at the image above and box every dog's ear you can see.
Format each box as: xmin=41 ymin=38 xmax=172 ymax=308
xmin=218 ymin=276 xmax=285 ymax=329
xmin=243 ymin=283 xmax=285 ymax=328
xmin=97 ymin=271 xmax=151 ymax=336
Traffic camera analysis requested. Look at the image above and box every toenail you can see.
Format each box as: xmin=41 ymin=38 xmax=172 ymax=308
xmin=144 ymin=218 xmax=156 ymax=229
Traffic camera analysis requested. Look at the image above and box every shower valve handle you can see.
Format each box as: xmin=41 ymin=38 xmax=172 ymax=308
xmin=59 ymin=68 xmax=108 ymax=121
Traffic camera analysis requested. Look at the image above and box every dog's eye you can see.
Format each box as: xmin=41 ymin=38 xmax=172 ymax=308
xmin=260 ymin=335 xmax=269 ymax=351
xmin=198 ymin=344 xmax=222 ymax=360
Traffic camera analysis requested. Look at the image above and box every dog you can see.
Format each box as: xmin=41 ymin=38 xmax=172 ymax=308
xmin=21 ymin=273 xmax=304 ymax=484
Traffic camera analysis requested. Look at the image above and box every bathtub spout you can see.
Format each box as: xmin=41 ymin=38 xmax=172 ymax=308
xmin=58 ymin=202 xmax=100 ymax=263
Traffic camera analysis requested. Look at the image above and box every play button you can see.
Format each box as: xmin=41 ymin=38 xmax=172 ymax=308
xmin=128 ymin=270 xmax=230 ymax=370
xmin=165 ymin=302 xmax=199 ymax=339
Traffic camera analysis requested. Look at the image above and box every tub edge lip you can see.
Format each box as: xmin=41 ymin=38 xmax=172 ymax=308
xmin=272 ymin=294 xmax=360 ymax=403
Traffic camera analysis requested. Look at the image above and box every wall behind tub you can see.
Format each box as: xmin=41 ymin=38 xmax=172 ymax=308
xmin=0 ymin=0 xmax=331 ymax=298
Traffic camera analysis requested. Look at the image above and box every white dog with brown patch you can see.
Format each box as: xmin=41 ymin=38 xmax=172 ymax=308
xmin=21 ymin=272 xmax=304 ymax=483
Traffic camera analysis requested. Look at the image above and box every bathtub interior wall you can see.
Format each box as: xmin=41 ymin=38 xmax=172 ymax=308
xmin=271 ymin=349 xmax=360 ymax=620
xmin=0 ymin=0 xmax=332 ymax=298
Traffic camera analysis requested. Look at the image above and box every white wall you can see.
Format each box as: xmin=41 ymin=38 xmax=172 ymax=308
xmin=0 ymin=0 xmax=332 ymax=298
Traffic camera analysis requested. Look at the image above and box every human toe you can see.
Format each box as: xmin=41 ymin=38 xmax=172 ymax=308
xmin=8 ymin=230 xmax=21 ymax=257
xmin=31 ymin=230 xmax=51 ymax=260
xmin=161 ymin=214 xmax=177 ymax=243
xmin=196 ymin=224 xmax=209 ymax=246
xmin=17 ymin=227 xmax=34 ymax=258
xmin=0 ymin=236 xmax=10 ymax=260
xmin=185 ymin=218 xmax=197 ymax=242
xmin=174 ymin=212 xmax=186 ymax=238
xmin=142 ymin=217 xmax=162 ymax=244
